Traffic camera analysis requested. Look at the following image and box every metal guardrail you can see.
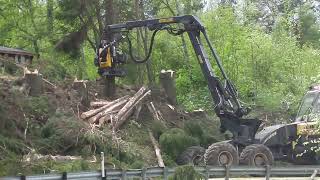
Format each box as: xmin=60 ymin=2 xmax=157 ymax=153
xmin=2 ymin=165 xmax=320 ymax=180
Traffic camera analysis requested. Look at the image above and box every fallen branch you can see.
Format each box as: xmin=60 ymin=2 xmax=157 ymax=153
xmin=42 ymin=78 xmax=57 ymax=89
xmin=23 ymin=153 xmax=82 ymax=162
xmin=147 ymin=102 xmax=163 ymax=121
xmin=148 ymin=129 xmax=165 ymax=167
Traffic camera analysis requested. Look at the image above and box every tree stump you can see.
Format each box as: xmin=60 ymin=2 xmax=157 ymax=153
xmin=103 ymin=76 xmax=116 ymax=99
xmin=0 ymin=61 xmax=4 ymax=74
xmin=25 ymin=69 xmax=43 ymax=96
xmin=73 ymin=79 xmax=90 ymax=107
xmin=159 ymin=69 xmax=177 ymax=105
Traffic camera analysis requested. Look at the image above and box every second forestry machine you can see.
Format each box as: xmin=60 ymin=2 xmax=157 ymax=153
xmin=95 ymin=15 xmax=320 ymax=166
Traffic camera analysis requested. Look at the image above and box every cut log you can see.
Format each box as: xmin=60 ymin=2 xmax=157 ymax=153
xmin=98 ymin=113 xmax=116 ymax=126
xmin=23 ymin=153 xmax=81 ymax=162
xmin=25 ymin=69 xmax=43 ymax=96
xmin=113 ymin=90 xmax=151 ymax=130
xmin=134 ymin=103 xmax=142 ymax=120
xmin=148 ymin=129 xmax=165 ymax=167
xmin=88 ymin=101 xmax=124 ymax=124
xmin=116 ymin=86 xmax=147 ymax=118
xmin=81 ymin=95 xmax=129 ymax=119
xmin=90 ymin=101 xmax=110 ymax=108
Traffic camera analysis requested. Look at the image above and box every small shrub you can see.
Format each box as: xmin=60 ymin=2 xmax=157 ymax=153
xmin=184 ymin=121 xmax=204 ymax=139
xmin=38 ymin=112 xmax=87 ymax=154
xmin=169 ymin=165 xmax=203 ymax=180
xmin=150 ymin=120 xmax=167 ymax=140
xmin=162 ymin=153 xmax=177 ymax=167
xmin=184 ymin=121 xmax=217 ymax=147
xmin=23 ymin=96 xmax=50 ymax=123
xmin=159 ymin=128 xmax=199 ymax=160
xmin=130 ymin=160 xmax=145 ymax=169
xmin=40 ymin=59 xmax=69 ymax=82
xmin=3 ymin=61 xmax=19 ymax=75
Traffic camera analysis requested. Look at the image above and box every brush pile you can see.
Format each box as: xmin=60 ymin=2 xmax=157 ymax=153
xmin=80 ymin=86 xmax=163 ymax=130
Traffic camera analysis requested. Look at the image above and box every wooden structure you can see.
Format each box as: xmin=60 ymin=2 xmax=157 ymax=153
xmin=0 ymin=46 xmax=33 ymax=66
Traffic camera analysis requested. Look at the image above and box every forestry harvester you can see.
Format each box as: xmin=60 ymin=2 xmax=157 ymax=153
xmin=94 ymin=15 xmax=320 ymax=166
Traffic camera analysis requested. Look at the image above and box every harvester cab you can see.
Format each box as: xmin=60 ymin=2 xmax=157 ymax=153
xmin=296 ymin=85 xmax=320 ymax=122
xmin=254 ymin=85 xmax=320 ymax=165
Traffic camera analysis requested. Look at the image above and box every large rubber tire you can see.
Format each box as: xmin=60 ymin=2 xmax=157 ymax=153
xmin=204 ymin=142 xmax=239 ymax=166
xmin=176 ymin=146 xmax=205 ymax=165
xmin=240 ymin=144 xmax=274 ymax=166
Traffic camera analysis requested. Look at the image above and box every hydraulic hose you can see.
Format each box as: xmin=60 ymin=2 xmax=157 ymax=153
xmin=127 ymin=29 xmax=159 ymax=63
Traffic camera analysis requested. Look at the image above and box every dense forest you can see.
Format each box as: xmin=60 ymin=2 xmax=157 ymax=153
xmin=1 ymin=0 xmax=320 ymax=176
xmin=1 ymin=0 xmax=320 ymax=110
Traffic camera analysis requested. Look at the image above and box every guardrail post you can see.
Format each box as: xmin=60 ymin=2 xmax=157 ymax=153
xmin=225 ymin=165 xmax=230 ymax=180
xmin=122 ymin=169 xmax=127 ymax=180
xmin=265 ymin=165 xmax=270 ymax=180
xmin=142 ymin=167 xmax=147 ymax=180
xmin=101 ymin=152 xmax=106 ymax=180
xmin=311 ymin=169 xmax=318 ymax=180
xmin=62 ymin=172 xmax=67 ymax=180
xmin=20 ymin=175 xmax=26 ymax=180
xmin=205 ymin=166 xmax=209 ymax=180
xmin=163 ymin=166 xmax=168 ymax=180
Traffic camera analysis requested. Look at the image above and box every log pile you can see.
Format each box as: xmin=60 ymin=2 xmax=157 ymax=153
xmin=80 ymin=86 xmax=153 ymax=129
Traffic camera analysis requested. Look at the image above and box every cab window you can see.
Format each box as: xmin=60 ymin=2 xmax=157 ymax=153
xmin=296 ymin=92 xmax=319 ymax=120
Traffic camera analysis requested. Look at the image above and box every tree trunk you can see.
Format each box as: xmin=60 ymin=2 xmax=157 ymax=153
xmin=137 ymin=0 xmax=155 ymax=86
xmin=103 ymin=0 xmax=116 ymax=98
xmin=103 ymin=76 xmax=116 ymax=98
xmin=47 ymin=0 xmax=53 ymax=35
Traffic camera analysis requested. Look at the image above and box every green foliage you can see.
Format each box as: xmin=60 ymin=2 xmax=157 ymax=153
xmin=183 ymin=121 xmax=217 ymax=147
xmin=39 ymin=58 xmax=70 ymax=82
xmin=0 ymin=154 xmax=24 ymax=176
xmin=37 ymin=112 xmax=89 ymax=154
xmin=0 ymin=134 xmax=27 ymax=156
xmin=159 ymin=128 xmax=199 ymax=160
xmin=3 ymin=61 xmax=19 ymax=75
xmin=169 ymin=165 xmax=203 ymax=180
xmin=162 ymin=153 xmax=177 ymax=167
xmin=23 ymin=96 xmax=50 ymax=122
xmin=130 ymin=160 xmax=145 ymax=169
xmin=184 ymin=121 xmax=204 ymax=139
xmin=150 ymin=120 xmax=167 ymax=140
